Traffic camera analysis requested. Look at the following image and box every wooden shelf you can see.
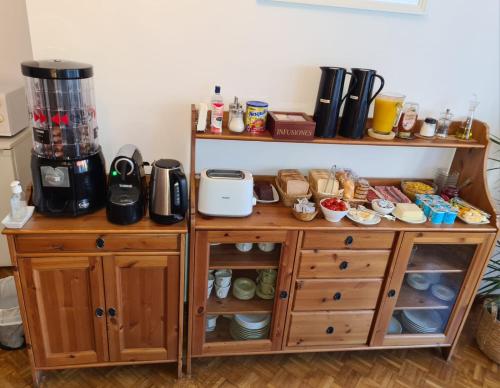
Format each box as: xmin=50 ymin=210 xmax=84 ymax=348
xmin=394 ymin=284 xmax=453 ymax=310
xmin=209 ymin=244 xmax=280 ymax=269
xmin=406 ymin=245 xmax=472 ymax=273
xmin=206 ymin=294 xmax=274 ymax=315
xmin=195 ymin=126 xmax=484 ymax=149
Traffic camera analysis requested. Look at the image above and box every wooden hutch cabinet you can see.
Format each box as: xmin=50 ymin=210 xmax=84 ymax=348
xmin=3 ymin=211 xmax=187 ymax=386
xmin=187 ymin=105 xmax=499 ymax=374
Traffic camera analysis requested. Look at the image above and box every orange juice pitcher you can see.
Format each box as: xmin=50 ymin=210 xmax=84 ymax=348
xmin=372 ymin=93 xmax=406 ymax=136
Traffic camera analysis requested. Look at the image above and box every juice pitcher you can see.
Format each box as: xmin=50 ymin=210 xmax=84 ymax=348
xmin=339 ymin=68 xmax=385 ymax=139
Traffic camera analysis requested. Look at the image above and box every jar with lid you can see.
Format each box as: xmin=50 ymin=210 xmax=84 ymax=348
xmin=396 ymin=102 xmax=419 ymax=139
xmin=436 ymin=109 xmax=453 ymax=139
xmin=228 ymin=100 xmax=245 ymax=133
xmin=419 ymin=117 xmax=437 ymax=138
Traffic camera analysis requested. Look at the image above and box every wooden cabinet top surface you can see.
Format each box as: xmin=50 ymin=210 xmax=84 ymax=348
xmin=3 ymin=208 xmax=187 ymax=235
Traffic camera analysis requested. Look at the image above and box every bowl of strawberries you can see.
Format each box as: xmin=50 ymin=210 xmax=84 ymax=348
xmin=320 ymin=198 xmax=350 ymax=223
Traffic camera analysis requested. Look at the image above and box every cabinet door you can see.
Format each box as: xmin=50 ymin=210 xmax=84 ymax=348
xmin=103 ymin=255 xmax=179 ymax=362
xmin=372 ymin=232 xmax=495 ymax=346
xmin=191 ymin=230 xmax=298 ymax=356
xmin=18 ymin=256 xmax=108 ymax=367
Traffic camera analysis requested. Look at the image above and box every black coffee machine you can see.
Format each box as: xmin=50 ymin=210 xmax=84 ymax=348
xmin=339 ymin=68 xmax=385 ymax=139
xmin=106 ymin=145 xmax=146 ymax=225
xmin=22 ymin=60 xmax=107 ymax=216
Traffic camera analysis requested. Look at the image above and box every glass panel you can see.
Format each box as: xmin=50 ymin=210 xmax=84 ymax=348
xmin=387 ymin=244 xmax=477 ymax=336
xmin=205 ymin=242 xmax=280 ymax=342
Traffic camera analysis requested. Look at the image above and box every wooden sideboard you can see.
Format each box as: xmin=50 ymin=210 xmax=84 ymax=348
xmin=186 ymin=105 xmax=499 ymax=374
xmin=3 ymin=210 xmax=187 ymax=386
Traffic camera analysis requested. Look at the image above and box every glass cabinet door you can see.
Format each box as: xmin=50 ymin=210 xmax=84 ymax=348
xmin=191 ymin=231 xmax=298 ymax=356
xmin=374 ymin=232 xmax=495 ymax=347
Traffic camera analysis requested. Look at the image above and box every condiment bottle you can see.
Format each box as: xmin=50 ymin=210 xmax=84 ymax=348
xmin=456 ymin=94 xmax=479 ymax=140
xmin=210 ymin=85 xmax=224 ymax=134
xmin=229 ymin=103 xmax=245 ymax=133
xmin=436 ymin=109 xmax=453 ymax=139
xmin=10 ymin=181 xmax=27 ymax=221
xmin=396 ymin=102 xmax=419 ymax=139
xmin=419 ymin=117 xmax=437 ymax=138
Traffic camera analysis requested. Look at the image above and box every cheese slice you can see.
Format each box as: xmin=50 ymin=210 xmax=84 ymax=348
xmin=393 ymin=203 xmax=424 ymax=222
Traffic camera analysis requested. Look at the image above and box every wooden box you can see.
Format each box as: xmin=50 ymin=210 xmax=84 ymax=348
xmin=267 ymin=111 xmax=316 ymax=140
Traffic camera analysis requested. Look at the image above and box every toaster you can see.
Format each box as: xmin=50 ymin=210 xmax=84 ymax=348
xmin=198 ymin=169 xmax=256 ymax=217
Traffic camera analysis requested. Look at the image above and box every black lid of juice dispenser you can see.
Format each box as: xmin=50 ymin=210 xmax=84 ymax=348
xmin=21 ymin=59 xmax=93 ymax=79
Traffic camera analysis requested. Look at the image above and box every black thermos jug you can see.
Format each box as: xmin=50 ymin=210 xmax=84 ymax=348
xmin=313 ymin=67 xmax=357 ymax=138
xmin=339 ymin=68 xmax=385 ymax=139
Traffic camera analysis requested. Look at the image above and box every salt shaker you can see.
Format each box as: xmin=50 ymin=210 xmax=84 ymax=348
xmin=419 ymin=117 xmax=437 ymax=138
xmin=229 ymin=104 xmax=245 ymax=133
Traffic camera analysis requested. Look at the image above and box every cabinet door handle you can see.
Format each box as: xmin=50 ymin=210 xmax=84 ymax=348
xmin=388 ymin=289 xmax=396 ymax=298
xmin=279 ymin=291 xmax=288 ymax=299
xmin=108 ymin=307 xmax=117 ymax=317
xmin=96 ymin=237 xmax=105 ymax=249
xmin=344 ymin=236 xmax=354 ymax=246
xmin=326 ymin=326 xmax=335 ymax=334
xmin=95 ymin=308 xmax=104 ymax=318
xmin=339 ymin=261 xmax=349 ymax=270
xmin=333 ymin=292 xmax=342 ymax=301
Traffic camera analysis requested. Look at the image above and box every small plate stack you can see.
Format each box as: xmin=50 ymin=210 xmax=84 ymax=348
xmin=401 ymin=310 xmax=443 ymax=334
xmin=229 ymin=314 xmax=271 ymax=340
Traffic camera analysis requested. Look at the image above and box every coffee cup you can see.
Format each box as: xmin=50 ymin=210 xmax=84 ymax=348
xmin=206 ymin=315 xmax=218 ymax=332
xmin=215 ymin=284 xmax=231 ymax=299
xmin=215 ymin=269 xmax=232 ymax=287
xmin=257 ymin=269 xmax=277 ymax=285
xmin=258 ymin=283 xmax=275 ymax=297
xmin=258 ymin=242 xmax=276 ymax=252
xmin=236 ymin=243 xmax=253 ymax=252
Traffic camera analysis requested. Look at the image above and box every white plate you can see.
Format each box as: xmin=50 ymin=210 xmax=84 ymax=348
xmin=254 ymin=184 xmax=279 ymax=204
xmin=402 ymin=310 xmax=443 ymax=332
xmin=234 ymin=314 xmax=271 ymax=330
xmin=393 ymin=213 xmax=427 ymax=224
xmin=346 ymin=209 xmax=381 ymax=226
xmin=457 ymin=215 xmax=490 ymax=225
xmin=387 ymin=316 xmax=403 ymax=334
xmin=406 ymin=274 xmax=431 ymax=291
xmin=431 ymin=284 xmax=456 ymax=302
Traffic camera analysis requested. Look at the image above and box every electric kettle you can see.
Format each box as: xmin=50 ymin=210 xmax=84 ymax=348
xmin=149 ymin=159 xmax=188 ymax=224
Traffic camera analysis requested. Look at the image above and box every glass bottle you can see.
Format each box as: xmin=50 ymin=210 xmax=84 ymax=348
xmin=436 ymin=109 xmax=453 ymax=139
xmin=456 ymin=94 xmax=479 ymax=140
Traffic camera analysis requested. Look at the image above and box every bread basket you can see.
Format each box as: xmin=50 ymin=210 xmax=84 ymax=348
xmin=275 ymin=177 xmax=312 ymax=207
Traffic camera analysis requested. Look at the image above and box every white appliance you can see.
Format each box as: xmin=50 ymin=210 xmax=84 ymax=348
xmin=0 ymin=128 xmax=32 ymax=266
xmin=198 ymin=169 xmax=256 ymax=217
xmin=0 ymin=83 xmax=28 ymax=137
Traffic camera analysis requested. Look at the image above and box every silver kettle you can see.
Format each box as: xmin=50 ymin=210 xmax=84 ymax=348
xmin=149 ymin=159 xmax=188 ymax=224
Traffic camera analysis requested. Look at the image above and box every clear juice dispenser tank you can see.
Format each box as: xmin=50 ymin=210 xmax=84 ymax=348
xmin=21 ymin=60 xmax=99 ymax=159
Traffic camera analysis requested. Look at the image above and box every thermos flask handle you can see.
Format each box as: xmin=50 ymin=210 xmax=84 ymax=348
xmin=369 ymin=74 xmax=385 ymax=104
xmin=171 ymin=169 xmax=188 ymax=217
xmin=341 ymin=72 xmax=358 ymax=103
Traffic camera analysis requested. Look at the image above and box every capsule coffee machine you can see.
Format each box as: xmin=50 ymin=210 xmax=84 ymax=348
xmin=22 ymin=60 xmax=106 ymax=216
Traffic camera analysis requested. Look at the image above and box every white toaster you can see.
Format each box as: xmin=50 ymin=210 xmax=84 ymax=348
xmin=198 ymin=169 xmax=256 ymax=217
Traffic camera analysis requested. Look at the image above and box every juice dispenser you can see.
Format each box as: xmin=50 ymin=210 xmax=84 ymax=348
xmin=21 ymin=60 xmax=106 ymax=216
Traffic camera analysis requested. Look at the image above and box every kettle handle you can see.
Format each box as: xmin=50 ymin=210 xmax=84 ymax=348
xmin=171 ymin=169 xmax=188 ymax=217
xmin=369 ymin=74 xmax=385 ymax=104
xmin=341 ymin=72 xmax=358 ymax=103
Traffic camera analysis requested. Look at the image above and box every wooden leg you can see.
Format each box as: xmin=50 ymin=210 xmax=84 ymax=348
xmin=186 ymin=354 xmax=192 ymax=377
xmin=177 ymin=359 xmax=183 ymax=379
xmin=32 ymin=369 xmax=43 ymax=387
xmin=441 ymin=345 xmax=454 ymax=362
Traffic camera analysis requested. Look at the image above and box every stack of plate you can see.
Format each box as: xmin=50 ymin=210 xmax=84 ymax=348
xmin=229 ymin=314 xmax=271 ymax=340
xmin=431 ymin=284 xmax=456 ymax=302
xmin=406 ymin=273 xmax=431 ymax=290
xmin=387 ymin=316 xmax=403 ymax=334
xmin=401 ymin=310 xmax=443 ymax=334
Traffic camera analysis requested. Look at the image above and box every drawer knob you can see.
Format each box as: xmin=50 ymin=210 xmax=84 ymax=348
xmin=388 ymin=289 xmax=396 ymax=298
xmin=279 ymin=290 xmax=288 ymax=300
xmin=344 ymin=236 xmax=354 ymax=246
xmin=326 ymin=326 xmax=335 ymax=335
xmin=333 ymin=292 xmax=342 ymax=301
xmin=108 ymin=307 xmax=117 ymax=317
xmin=95 ymin=308 xmax=104 ymax=318
xmin=96 ymin=238 xmax=105 ymax=249
xmin=339 ymin=261 xmax=349 ymax=270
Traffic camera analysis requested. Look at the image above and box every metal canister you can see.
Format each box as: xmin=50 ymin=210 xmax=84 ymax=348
xmin=245 ymin=101 xmax=268 ymax=133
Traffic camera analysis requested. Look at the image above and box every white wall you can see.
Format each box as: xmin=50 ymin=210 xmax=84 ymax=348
xmin=0 ymin=0 xmax=32 ymax=83
xmin=24 ymin=0 xmax=499 ymax=177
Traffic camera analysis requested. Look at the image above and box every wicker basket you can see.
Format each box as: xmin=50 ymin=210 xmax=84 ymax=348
xmin=292 ymin=209 xmax=318 ymax=222
xmin=275 ymin=177 xmax=312 ymax=207
xmin=476 ymin=298 xmax=500 ymax=364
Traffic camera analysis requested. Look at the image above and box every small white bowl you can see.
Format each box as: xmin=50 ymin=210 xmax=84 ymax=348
xmin=372 ymin=199 xmax=395 ymax=215
xmin=320 ymin=199 xmax=350 ymax=223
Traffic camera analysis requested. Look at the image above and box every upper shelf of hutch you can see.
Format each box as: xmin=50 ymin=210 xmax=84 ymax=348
xmin=191 ymin=105 xmax=488 ymax=149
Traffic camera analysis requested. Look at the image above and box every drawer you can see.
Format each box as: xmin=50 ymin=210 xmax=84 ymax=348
xmin=15 ymin=233 xmax=179 ymax=253
xmin=298 ymin=250 xmax=390 ymax=279
xmin=302 ymin=231 xmax=396 ymax=250
xmin=287 ymin=311 xmax=374 ymax=347
xmin=293 ymin=279 xmax=382 ymax=311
